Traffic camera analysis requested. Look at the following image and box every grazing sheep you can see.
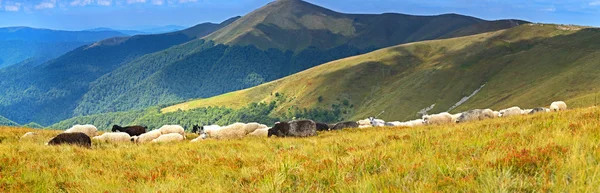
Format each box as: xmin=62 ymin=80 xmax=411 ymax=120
xmin=331 ymin=121 xmax=359 ymax=130
xmin=248 ymin=128 xmax=269 ymax=137
xmin=529 ymin=107 xmax=550 ymax=115
xmin=131 ymin=129 xmax=162 ymax=143
xmin=406 ymin=119 xmax=425 ymax=127
xmin=64 ymin=124 xmax=97 ymax=137
xmin=192 ymin=125 xmax=221 ymax=134
xmin=268 ymin=120 xmax=317 ymax=138
xmin=112 ymin=125 xmax=146 ymax=136
xmin=199 ymin=122 xmax=264 ymax=140
xmin=450 ymin=113 xmax=463 ymax=123
xmin=151 ymin=133 xmax=184 ymax=143
xmin=357 ymin=119 xmax=372 ymax=127
xmin=521 ymin=109 xmax=533 ymax=115
xmin=158 ymin=125 xmax=185 ymax=139
xmin=550 ymin=101 xmax=567 ymax=112
xmin=423 ymin=112 xmax=453 ymax=125
xmin=369 ymin=117 xmax=386 ymax=127
xmin=20 ymin=132 xmax=38 ymax=140
xmin=92 ymin=132 xmax=131 ymax=143
xmin=316 ymin=122 xmax=330 ymax=131
xmin=492 ymin=111 xmax=500 ymax=118
xmin=456 ymin=109 xmax=495 ymax=123
xmin=47 ymin=132 xmax=91 ymax=148
xmin=386 ymin=121 xmax=402 ymax=126
xmin=499 ymin=107 xmax=522 ymax=117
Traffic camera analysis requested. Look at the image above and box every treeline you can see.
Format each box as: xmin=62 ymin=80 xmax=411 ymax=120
xmin=51 ymin=94 xmax=348 ymax=131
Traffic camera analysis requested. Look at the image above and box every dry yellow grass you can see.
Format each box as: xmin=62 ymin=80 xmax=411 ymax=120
xmin=2 ymin=106 xmax=600 ymax=192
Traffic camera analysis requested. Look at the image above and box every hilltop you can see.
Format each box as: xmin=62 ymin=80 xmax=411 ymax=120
xmin=164 ymin=24 xmax=600 ymax=121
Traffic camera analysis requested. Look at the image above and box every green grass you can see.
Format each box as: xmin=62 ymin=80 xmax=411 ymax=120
xmin=165 ymin=24 xmax=600 ymax=122
xmin=3 ymin=106 xmax=600 ymax=191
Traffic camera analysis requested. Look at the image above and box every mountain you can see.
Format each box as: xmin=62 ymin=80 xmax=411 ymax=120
xmin=163 ymin=24 xmax=600 ymax=122
xmin=72 ymin=0 xmax=525 ymax=118
xmin=0 ymin=115 xmax=18 ymax=126
xmin=142 ymin=25 xmax=188 ymax=34
xmin=204 ymin=0 xmax=525 ymax=51
xmin=0 ymin=27 xmax=128 ymax=68
xmin=85 ymin=28 xmax=147 ymax=36
xmin=0 ymin=17 xmax=239 ymax=125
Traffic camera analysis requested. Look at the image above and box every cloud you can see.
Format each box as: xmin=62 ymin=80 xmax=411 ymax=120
xmin=97 ymin=0 xmax=112 ymax=6
xmin=126 ymin=0 xmax=146 ymax=4
xmin=178 ymin=0 xmax=197 ymax=3
xmin=590 ymin=1 xmax=600 ymax=6
xmin=4 ymin=2 xmax=21 ymax=11
xmin=70 ymin=0 xmax=93 ymax=6
xmin=151 ymin=0 xmax=164 ymax=5
xmin=541 ymin=7 xmax=556 ymax=12
xmin=35 ymin=0 xmax=57 ymax=10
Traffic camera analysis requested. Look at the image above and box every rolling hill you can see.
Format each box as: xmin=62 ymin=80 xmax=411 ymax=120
xmin=0 ymin=115 xmax=18 ymax=126
xmin=0 ymin=27 xmax=128 ymax=68
xmin=163 ymin=24 xmax=600 ymax=122
xmin=72 ymin=0 xmax=525 ymax=118
xmin=0 ymin=17 xmax=239 ymax=125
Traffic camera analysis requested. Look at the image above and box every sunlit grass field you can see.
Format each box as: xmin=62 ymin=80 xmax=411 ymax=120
xmin=2 ymin=106 xmax=600 ymax=192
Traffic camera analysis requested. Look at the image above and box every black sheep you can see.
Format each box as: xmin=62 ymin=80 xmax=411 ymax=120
xmin=47 ymin=132 xmax=91 ymax=148
xmin=316 ymin=122 xmax=330 ymax=131
xmin=268 ymin=120 xmax=317 ymax=138
xmin=331 ymin=121 xmax=359 ymax=130
xmin=112 ymin=125 xmax=147 ymax=136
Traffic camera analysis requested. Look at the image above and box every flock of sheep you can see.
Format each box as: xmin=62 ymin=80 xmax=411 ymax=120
xmin=20 ymin=101 xmax=568 ymax=148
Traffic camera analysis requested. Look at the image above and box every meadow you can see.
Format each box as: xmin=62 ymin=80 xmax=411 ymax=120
xmin=2 ymin=106 xmax=600 ymax=192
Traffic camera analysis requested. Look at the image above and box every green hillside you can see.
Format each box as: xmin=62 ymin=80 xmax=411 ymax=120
xmin=164 ymin=24 xmax=600 ymax=121
xmin=0 ymin=18 xmax=239 ymax=125
xmin=72 ymin=0 xmax=524 ymax=118
xmin=0 ymin=115 xmax=18 ymax=126
xmin=205 ymin=0 xmax=526 ymax=51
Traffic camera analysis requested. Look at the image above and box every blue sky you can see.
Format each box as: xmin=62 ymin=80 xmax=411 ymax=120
xmin=0 ymin=0 xmax=599 ymax=30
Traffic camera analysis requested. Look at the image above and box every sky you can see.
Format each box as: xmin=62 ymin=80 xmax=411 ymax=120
xmin=0 ymin=0 xmax=599 ymax=30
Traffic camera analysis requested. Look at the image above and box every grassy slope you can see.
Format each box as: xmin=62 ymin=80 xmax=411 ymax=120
xmin=164 ymin=24 xmax=600 ymax=121
xmin=3 ymin=107 xmax=600 ymax=191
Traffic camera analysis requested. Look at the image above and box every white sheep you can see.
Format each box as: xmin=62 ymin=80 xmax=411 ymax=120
xmin=92 ymin=132 xmax=131 ymax=143
xmin=369 ymin=117 xmax=386 ymax=127
xmin=423 ymin=112 xmax=453 ymax=125
xmin=151 ymin=133 xmax=184 ymax=143
xmin=198 ymin=122 xmax=266 ymax=140
xmin=158 ymin=125 xmax=186 ymax=139
xmin=20 ymin=132 xmax=38 ymax=140
xmin=492 ymin=111 xmax=500 ymax=118
xmin=450 ymin=113 xmax=463 ymax=123
xmin=247 ymin=128 xmax=269 ymax=137
xmin=550 ymin=101 xmax=567 ymax=112
xmin=131 ymin=129 xmax=162 ymax=143
xmin=386 ymin=121 xmax=402 ymax=126
xmin=357 ymin=119 xmax=371 ymax=127
xmin=521 ymin=109 xmax=533 ymax=115
xmin=64 ymin=124 xmax=98 ymax=137
xmin=499 ymin=107 xmax=522 ymax=117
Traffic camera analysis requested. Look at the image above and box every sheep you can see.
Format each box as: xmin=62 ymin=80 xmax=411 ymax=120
xmin=192 ymin=125 xmax=221 ymax=134
xmin=268 ymin=120 xmax=317 ymax=138
xmin=357 ymin=119 xmax=371 ymax=127
xmin=369 ymin=117 xmax=386 ymax=127
xmin=248 ymin=128 xmax=269 ymax=137
xmin=422 ymin=112 xmax=453 ymax=125
xmin=550 ymin=101 xmax=567 ymax=112
xmin=158 ymin=125 xmax=185 ymax=139
xmin=47 ymin=132 xmax=91 ymax=148
xmin=64 ymin=124 xmax=97 ymax=137
xmin=492 ymin=111 xmax=500 ymax=118
xmin=92 ymin=132 xmax=131 ymax=143
xmin=112 ymin=125 xmax=146 ymax=136
xmin=151 ymin=133 xmax=184 ymax=143
xmin=521 ymin=109 xmax=533 ymax=115
xmin=406 ymin=119 xmax=425 ymax=127
xmin=386 ymin=121 xmax=402 ymax=126
xmin=456 ymin=109 xmax=495 ymax=123
xmin=316 ymin=122 xmax=330 ymax=131
xmin=20 ymin=132 xmax=38 ymax=140
xmin=450 ymin=113 xmax=462 ymax=123
xmin=499 ymin=107 xmax=522 ymax=117
xmin=529 ymin=107 xmax=550 ymax=115
xmin=199 ymin=122 xmax=264 ymax=140
xmin=331 ymin=121 xmax=359 ymax=130
xmin=131 ymin=129 xmax=162 ymax=143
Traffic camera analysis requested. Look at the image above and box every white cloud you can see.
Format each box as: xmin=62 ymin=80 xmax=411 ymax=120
xmin=97 ymin=0 xmax=112 ymax=6
xmin=4 ymin=2 xmax=21 ymax=11
xmin=126 ymin=0 xmax=146 ymax=4
xmin=178 ymin=0 xmax=197 ymax=3
xmin=151 ymin=0 xmax=164 ymax=5
xmin=541 ymin=7 xmax=556 ymax=12
xmin=35 ymin=0 xmax=57 ymax=10
xmin=590 ymin=1 xmax=600 ymax=6
xmin=70 ymin=0 xmax=93 ymax=6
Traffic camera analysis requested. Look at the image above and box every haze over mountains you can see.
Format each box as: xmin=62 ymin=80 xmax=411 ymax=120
xmin=0 ymin=0 xmax=530 ymax=126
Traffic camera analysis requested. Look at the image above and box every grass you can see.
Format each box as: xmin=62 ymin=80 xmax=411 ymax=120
xmin=164 ymin=24 xmax=600 ymax=122
xmin=3 ymin=106 xmax=600 ymax=192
